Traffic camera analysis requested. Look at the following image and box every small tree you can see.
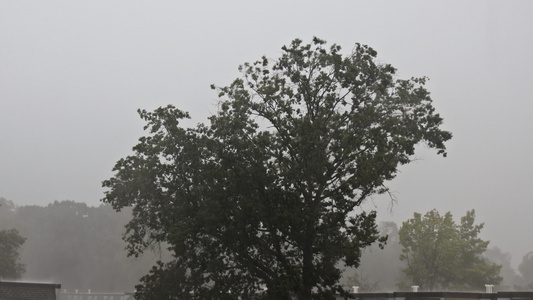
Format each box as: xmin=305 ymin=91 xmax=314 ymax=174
xmin=103 ymin=37 xmax=451 ymax=299
xmin=399 ymin=209 xmax=501 ymax=291
xmin=0 ymin=228 xmax=26 ymax=280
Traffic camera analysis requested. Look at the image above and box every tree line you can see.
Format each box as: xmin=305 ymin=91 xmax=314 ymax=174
xmin=0 ymin=197 xmax=165 ymax=293
xmin=2 ymin=197 xmax=532 ymax=294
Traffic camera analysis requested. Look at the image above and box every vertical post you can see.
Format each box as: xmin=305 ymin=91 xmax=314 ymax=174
xmin=411 ymin=286 xmax=419 ymax=292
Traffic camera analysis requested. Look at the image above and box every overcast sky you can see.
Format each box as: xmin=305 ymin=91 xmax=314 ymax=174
xmin=1 ymin=1 xmax=532 ymax=267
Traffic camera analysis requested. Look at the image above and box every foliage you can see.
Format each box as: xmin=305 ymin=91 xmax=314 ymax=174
xmin=0 ymin=228 xmax=26 ymax=279
xmin=0 ymin=198 xmax=26 ymax=280
xmin=399 ymin=209 xmax=502 ymax=291
xmin=102 ymin=37 xmax=451 ymax=299
xmin=518 ymin=252 xmax=533 ymax=289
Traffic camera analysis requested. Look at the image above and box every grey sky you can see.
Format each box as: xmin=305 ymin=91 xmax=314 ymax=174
xmin=1 ymin=1 xmax=532 ymax=267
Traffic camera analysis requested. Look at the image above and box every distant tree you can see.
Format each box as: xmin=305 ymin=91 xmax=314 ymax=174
xmin=348 ymin=221 xmax=405 ymax=291
xmin=102 ymin=37 xmax=451 ymax=299
xmin=0 ymin=228 xmax=26 ymax=279
xmin=0 ymin=198 xmax=17 ymax=227
xmin=399 ymin=209 xmax=501 ymax=291
xmin=455 ymin=210 xmax=502 ymax=289
xmin=484 ymin=247 xmax=521 ymax=289
xmin=518 ymin=252 xmax=533 ymax=289
xmin=344 ymin=271 xmax=380 ymax=292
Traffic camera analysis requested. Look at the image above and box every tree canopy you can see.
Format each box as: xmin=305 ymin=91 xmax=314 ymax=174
xmin=102 ymin=37 xmax=452 ymax=299
xmin=398 ymin=209 xmax=501 ymax=291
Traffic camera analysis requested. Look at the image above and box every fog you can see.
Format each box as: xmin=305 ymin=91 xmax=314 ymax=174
xmin=1 ymin=1 xmax=532 ymax=269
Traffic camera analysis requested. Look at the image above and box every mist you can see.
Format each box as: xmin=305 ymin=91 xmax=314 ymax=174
xmin=1 ymin=0 xmax=532 ymax=291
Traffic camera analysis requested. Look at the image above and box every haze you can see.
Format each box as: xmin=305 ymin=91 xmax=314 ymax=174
xmin=1 ymin=1 xmax=531 ymax=267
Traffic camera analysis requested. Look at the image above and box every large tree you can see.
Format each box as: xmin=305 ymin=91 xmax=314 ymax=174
xmin=399 ymin=209 xmax=501 ymax=291
xmin=102 ymin=38 xmax=451 ymax=299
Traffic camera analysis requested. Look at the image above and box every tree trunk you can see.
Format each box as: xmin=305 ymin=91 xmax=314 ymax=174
xmin=298 ymin=239 xmax=314 ymax=300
